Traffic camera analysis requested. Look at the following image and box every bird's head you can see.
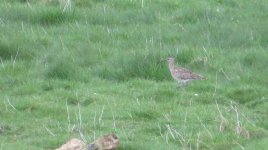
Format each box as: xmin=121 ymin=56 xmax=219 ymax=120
xmin=167 ymin=57 xmax=175 ymax=64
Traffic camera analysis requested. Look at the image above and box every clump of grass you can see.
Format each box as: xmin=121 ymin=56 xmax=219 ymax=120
xmin=227 ymin=87 xmax=260 ymax=104
xmin=75 ymin=0 xmax=93 ymax=8
xmin=0 ymin=2 xmax=76 ymax=25
xmin=174 ymin=48 xmax=195 ymax=64
xmin=73 ymin=47 xmax=101 ymax=67
xmin=241 ymin=50 xmax=268 ymax=71
xmin=242 ymin=52 xmax=258 ymax=68
xmin=8 ymin=0 xmax=62 ymax=6
xmin=34 ymin=8 xmax=76 ymax=25
xmin=131 ymin=108 xmax=160 ymax=121
xmin=7 ymin=0 xmax=28 ymax=3
xmin=0 ymin=3 xmax=34 ymax=23
xmin=0 ymin=40 xmax=19 ymax=60
xmin=45 ymin=58 xmax=77 ymax=80
xmin=257 ymin=22 xmax=268 ymax=47
xmin=175 ymin=4 xmax=207 ymax=24
xmin=0 ymin=39 xmax=34 ymax=61
xmin=97 ymin=51 xmax=169 ymax=81
xmin=87 ymin=6 xmax=158 ymax=26
xmin=123 ymin=8 xmax=158 ymax=25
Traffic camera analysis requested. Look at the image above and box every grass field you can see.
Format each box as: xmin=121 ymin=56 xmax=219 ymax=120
xmin=0 ymin=0 xmax=268 ymax=149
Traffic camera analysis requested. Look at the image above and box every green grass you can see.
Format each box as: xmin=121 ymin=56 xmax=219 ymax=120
xmin=1 ymin=0 xmax=268 ymax=149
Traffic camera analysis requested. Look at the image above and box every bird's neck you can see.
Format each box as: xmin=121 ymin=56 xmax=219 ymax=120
xmin=168 ymin=62 xmax=175 ymax=70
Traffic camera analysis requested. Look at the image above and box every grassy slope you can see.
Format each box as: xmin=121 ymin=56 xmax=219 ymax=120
xmin=0 ymin=0 xmax=268 ymax=149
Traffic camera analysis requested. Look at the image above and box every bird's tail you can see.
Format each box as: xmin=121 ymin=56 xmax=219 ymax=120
xmin=200 ymin=76 xmax=207 ymax=80
xmin=193 ymin=74 xmax=207 ymax=80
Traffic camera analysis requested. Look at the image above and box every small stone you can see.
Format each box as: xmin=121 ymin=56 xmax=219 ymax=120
xmin=56 ymin=138 xmax=87 ymax=150
xmin=88 ymin=134 xmax=119 ymax=150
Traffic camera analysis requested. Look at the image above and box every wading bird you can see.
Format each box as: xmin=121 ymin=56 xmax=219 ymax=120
xmin=167 ymin=57 xmax=206 ymax=86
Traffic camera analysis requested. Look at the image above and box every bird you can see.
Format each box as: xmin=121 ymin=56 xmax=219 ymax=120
xmin=87 ymin=134 xmax=119 ymax=150
xmin=167 ymin=57 xmax=206 ymax=86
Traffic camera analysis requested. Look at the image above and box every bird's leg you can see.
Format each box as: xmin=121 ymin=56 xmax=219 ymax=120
xmin=177 ymin=81 xmax=185 ymax=88
xmin=178 ymin=80 xmax=188 ymax=87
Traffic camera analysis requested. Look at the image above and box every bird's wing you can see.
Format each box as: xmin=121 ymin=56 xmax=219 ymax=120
xmin=176 ymin=67 xmax=205 ymax=80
